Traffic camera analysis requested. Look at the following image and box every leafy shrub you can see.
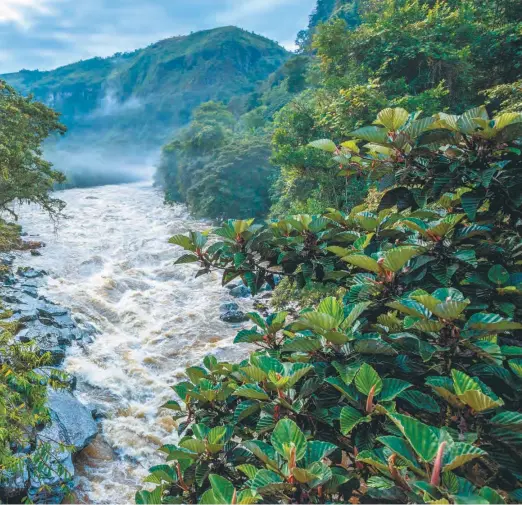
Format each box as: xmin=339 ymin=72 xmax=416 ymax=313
xmin=138 ymin=106 xmax=522 ymax=504
xmin=0 ymin=303 xmax=71 ymax=499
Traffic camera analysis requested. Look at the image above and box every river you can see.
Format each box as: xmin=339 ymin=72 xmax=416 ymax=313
xmin=15 ymin=182 xmax=252 ymax=503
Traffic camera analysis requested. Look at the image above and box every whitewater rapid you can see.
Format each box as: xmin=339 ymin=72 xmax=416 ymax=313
xmin=15 ymin=182 xmax=252 ymax=503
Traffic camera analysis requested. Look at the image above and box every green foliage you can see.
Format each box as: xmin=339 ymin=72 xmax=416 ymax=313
xmin=139 ymin=105 xmax=522 ymax=503
xmin=0 ymin=220 xmax=22 ymax=252
xmin=0 ymin=303 xmax=71 ymax=499
xmin=0 ymin=80 xmax=66 ymax=216
xmin=156 ymin=101 xmax=278 ymax=219
xmin=271 ymin=0 xmax=522 ymax=215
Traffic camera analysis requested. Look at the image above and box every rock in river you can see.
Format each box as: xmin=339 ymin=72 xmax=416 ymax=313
xmin=27 ymin=389 xmax=98 ymax=503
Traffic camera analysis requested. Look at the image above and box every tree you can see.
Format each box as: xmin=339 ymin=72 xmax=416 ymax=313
xmin=0 ymin=80 xmax=66 ymax=217
xmin=155 ymin=102 xmax=278 ymax=219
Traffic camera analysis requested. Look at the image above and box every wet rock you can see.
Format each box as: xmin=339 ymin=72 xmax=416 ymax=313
xmin=229 ymin=285 xmax=251 ymax=298
xmin=17 ymin=267 xmax=46 ymax=279
xmin=25 ymin=388 xmax=97 ymax=503
xmin=50 ymin=313 xmax=76 ymax=329
xmin=22 ymin=286 xmax=39 ymax=298
xmin=37 ymin=305 xmax=68 ymax=318
xmin=17 ymin=322 xmax=70 ymax=365
xmin=30 ymin=250 xmax=42 ymax=256
xmin=220 ymin=302 xmax=240 ymax=312
xmin=1 ymin=465 xmax=29 ymax=499
xmin=225 ymin=281 xmax=241 ymax=290
xmin=0 ymin=253 xmax=15 ymax=266
xmin=220 ymin=309 xmax=248 ymax=323
xmin=46 ymin=389 xmax=98 ymax=451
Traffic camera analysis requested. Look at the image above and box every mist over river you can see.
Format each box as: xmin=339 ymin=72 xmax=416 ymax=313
xmin=14 ymin=182 xmax=252 ymax=503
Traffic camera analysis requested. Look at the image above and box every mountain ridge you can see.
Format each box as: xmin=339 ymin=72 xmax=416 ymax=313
xmin=0 ymin=26 xmax=290 ymax=185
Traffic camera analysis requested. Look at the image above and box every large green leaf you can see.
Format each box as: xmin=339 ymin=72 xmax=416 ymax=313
xmin=304 ymin=441 xmax=338 ymax=466
xmin=281 ymin=336 xmax=321 ymax=353
xmin=431 ymin=300 xmax=469 ymax=320
xmin=375 ymin=108 xmax=409 ymax=131
xmin=490 ymin=410 xmax=522 ymax=429
xmin=442 ymin=443 xmax=486 ymax=471
xmin=298 ymin=311 xmax=339 ymax=331
xmin=452 ymin=370 xmax=480 ymax=395
xmin=250 ymin=469 xmax=285 ymax=492
xmin=136 ymin=488 xmax=163 ymax=504
xmin=317 ymin=296 xmax=345 ymax=325
xmin=350 ymin=125 xmax=389 ymax=143
xmin=233 ymin=384 xmax=269 ymax=401
xmin=382 ymin=246 xmax=422 ymax=273
xmin=508 ymin=359 xmax=522 ymax=378
xmin=354 ymin=363 xmax=383 ymax=396
xmin=488 ymin=265 xmax=510 ymax=286
xmin=169 ymin=234 xmax=196 ymax=251
xmin=461 ymin=191 xmax=483 ymax=221
xmin=389 ymin=413 xmax=439 ymax=462
xmin=340 ymin=406 xmax=368 ymax=435
xmin=341 ymin=301 xmax=371 ymax=329
xmin=377 ymin=436 xmax=423 ymax=473
xmin=458 ymin=390 xmax=504 ymax=412
xmin=208 ymin=474 xmax=235 ymax=504
xmin=271 ymin=418 xmax=307 ymax=462
xmin=379 ymin=378 xmax=412 ymax=401
xmin=308 ymin=139 xmax=337 ymax=153
xmin=343 ymin=254 xmax=381 ymax=273
xmin=398 ymin=390 xmax=440 ymax=413
xmin=243 ymin=440 xmax=280 ymax=470
xmin=467 ymin=313 xmax=522 ymax=331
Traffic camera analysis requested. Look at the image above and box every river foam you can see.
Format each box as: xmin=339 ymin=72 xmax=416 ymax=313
xmin=15 ymin=182 xmax=251 ymax=503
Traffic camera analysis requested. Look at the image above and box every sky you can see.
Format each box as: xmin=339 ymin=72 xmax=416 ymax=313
xmin=0 ymin=0 xmax=317 ymax=74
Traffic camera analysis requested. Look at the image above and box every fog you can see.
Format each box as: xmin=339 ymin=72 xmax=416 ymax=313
xmin=44 ymin=89 xmax=164 ymax=189
xmin=47 ymin=140 xmax=159 ymax=189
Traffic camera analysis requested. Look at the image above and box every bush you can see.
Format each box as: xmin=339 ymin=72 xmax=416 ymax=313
xmin=138 ymin=106 xmax=522 ymax=504
xmin=0 ymin=303 xmax=70 ymax=499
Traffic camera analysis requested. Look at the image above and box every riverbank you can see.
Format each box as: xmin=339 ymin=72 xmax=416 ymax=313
xmin=0 ymin=251 xmax=98 ymax=503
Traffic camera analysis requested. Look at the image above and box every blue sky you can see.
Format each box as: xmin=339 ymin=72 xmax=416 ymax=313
xmin=0 ymin=0 xmax=317 ymax=74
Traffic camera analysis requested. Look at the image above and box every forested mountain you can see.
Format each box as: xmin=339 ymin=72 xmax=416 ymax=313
xmin=155 ymin=0 xmax=522 ymax=220
xmin=0 ymin=27 xmax=289 ymax=185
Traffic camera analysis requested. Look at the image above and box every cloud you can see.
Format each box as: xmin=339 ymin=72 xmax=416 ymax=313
xmin=0 ymin=0 xmax=317 ymax=74
xmin=0 ymin=0 xmax=58 ymax=27
xmin=215 ymin=0 xmax=297 ymax=24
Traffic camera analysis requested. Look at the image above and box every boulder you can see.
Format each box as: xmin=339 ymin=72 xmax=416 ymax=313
xmin=17 ymin=322 xmax=70 ymax=365
xmin=17 ymin=267 xmax=46 ymax=279
xmin=45 ymin=389 xmax=98 ymax=451
xmin=220 ymin=302 xmax=240 ymax=312
xmin=220 ymin=309 xmax=248 ymax=323
xmin=229 ymin=285 xmax=251 ymax=298
xmin=0 ymin=466 xmax=29 ymax=500
xmin=7 ymin=390 xmax=97 ymax=504
xmin=37 ymin=305 xmax=68 ymax=318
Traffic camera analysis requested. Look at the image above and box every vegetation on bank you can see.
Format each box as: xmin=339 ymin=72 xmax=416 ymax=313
xmin=139 ymin=105 xmax=522 ymax=504
xmin=0 ymin=80 xmax=70 ymax=500
xmin=137 ymin=1 xmax=522 ymax=503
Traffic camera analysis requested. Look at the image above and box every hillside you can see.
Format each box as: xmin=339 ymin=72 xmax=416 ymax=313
xmin=1 ymin=27 xmax=289 ymax=185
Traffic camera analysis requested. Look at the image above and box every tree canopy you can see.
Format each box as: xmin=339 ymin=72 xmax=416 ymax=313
xmin=0 ymin=80 xmax=66 ymax=217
